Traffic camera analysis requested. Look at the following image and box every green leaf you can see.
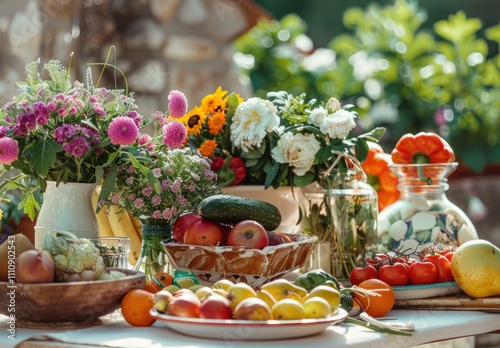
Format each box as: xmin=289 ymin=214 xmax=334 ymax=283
xmin=434 ymin=11 xmax=482 ymax=43
xmin=28 ymin=138 xmax=63 ymax=178
xmin=98 ymin=163 xmax=118 ymax=207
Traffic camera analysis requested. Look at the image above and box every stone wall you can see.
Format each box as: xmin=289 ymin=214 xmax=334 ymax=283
xmin=0 ymin=0 xmax=272 ymax=116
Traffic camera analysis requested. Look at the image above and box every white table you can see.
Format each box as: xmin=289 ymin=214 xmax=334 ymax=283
xmin=1 ymin=309 xmax=499 ymax=348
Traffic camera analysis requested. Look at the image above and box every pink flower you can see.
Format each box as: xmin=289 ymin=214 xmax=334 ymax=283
xmin=138 ymin=134 xmax=154 ymax=152
xmin=107 ymin=116 xmax=139 ymax=145
xmin=162 ymin=120 xmax=187 ymax=149
xmin=0 ymin=137 xmax=19 ymax=165
xmin=167 ymin=90 xmax=188 ymax=118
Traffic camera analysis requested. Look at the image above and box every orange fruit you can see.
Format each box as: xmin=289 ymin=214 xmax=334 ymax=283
xmin=121 ymin=289 xmax=156 ymax=326
xmin=352 ymin=279 xmax=395 ymax=318
xmin=143 ymin=272 xmax=174 ymax=294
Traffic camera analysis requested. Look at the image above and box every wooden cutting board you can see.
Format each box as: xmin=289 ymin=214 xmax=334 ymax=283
xmin=394 ymin=294 xmax=500 ymax=312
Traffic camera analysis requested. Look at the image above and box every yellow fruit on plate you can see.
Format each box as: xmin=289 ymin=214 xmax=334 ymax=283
xmin=303 ymin=297 xmax=332 ymax=319
xmin=271 ymin=298 xmax=305 ymax=320
xmin=227 ymin=282 xmax=257 ymax=310
xmin=306 ymin=285 xmax=341 ymax=312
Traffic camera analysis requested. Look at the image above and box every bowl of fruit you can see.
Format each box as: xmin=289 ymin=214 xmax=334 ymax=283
xmin=0 ymin=232 xmax=146 ymax=328
xmin=164 ymin=195 xmax=318 ymax=287
xmin=149 ymin=277 xmax=348 ymax=340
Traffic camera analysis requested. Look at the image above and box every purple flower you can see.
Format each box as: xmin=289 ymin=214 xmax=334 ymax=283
xmin=162 ymin=120 xmax=187 ymax=149
xmin=0 ymin=126 xmax=8 ymax=138
xmin=54 ymin=124 xmax=76 ymax=142
xmin=107 ymin=116 xmax=139 ymax=145
xmin=63 ymin=136 xmax=89 ymax=157
xmin=167 ymin=90 xmax=188 ymax=118
xmin=0 ymin=137 xmax=19 ymax=165
xmin=126 ymin=111 xmax=142 ymax=129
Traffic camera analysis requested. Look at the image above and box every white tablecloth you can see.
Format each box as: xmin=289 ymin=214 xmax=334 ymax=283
xmin=1 ymin=309 xmax=499 ymax=348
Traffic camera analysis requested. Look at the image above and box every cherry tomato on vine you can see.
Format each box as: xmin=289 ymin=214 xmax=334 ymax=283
xmin=408 ymin=260 xmax=438 ymax=284
xmin=350 ymin=264 xmax=378 ymax=286
xmin=378 ymin=261 xmax=409 ymax=286
xmin=365 ymin=252 xmax=388 ymax=270
xmin=425 ymin=254 xmax=454 ymax=283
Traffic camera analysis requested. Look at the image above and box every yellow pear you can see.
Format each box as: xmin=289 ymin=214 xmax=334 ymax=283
xmin=451 ymin=239 xmax=500 ymax=298
xmin=256 ymin=289 xmax=277 ymax=308
xmin=261 ymin=279 xmax=308 ymax=301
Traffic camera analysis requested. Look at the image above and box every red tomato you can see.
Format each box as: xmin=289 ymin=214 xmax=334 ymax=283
xmin=378 ymin=262 xmax=409 ymax=286
xmin=444 ymin=251 xmax=455 ymax=262
xmin=408 ymin=261 xmax=438 ymax=285
xmin=365 ymin=252 xmax=388 ymax=270
xmin=349 ymin=264 xmax=378 ymax=286
xmin=425 ymin=254 xmax=454 ymax=283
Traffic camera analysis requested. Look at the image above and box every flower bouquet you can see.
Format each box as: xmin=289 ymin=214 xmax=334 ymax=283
xmin=183 ymin=87 xmax=386 ymax=278
xmin=0 ymin=56 xmax=158 ymax=220
xmin=99 ymin=108 xmax=221 ymax=280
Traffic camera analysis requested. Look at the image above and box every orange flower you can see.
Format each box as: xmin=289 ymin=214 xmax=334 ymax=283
xmin=182 ymin=106 xmax=207 ymax=136
xmin=208 ymin=110 xmax=227 ymax=135
xmin=198 ymin=139 xmax=218 ymax=157
xmin=201 ymin=86 xmax=228 ymax=114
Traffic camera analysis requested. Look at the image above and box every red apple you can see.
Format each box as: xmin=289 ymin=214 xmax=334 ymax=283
xmin=183 ymin=219 xmax=224 ymax=246
xmin=199 ymin=294 xmax=233 ymax=319
xmin=227 ymin=220 xmax=269 ymax=249
xmin=267 ymin=231 xmax=285 ymax=246
xmin=172 ymin=213 xmax=202 ymax=242
xmin=167 ymin=293 xmax=201 ymax=318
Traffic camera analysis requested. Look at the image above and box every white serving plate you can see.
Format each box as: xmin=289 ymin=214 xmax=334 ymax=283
xmin=392 ymin=281 xmax=463 ymax=300
xmin=151 ymin=308 xmax=348 ymax=340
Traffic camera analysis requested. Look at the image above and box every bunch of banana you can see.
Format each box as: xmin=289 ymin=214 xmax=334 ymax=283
xmin=92 ymin=187 xmax=142 ymax=266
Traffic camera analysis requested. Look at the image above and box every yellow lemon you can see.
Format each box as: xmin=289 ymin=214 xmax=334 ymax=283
xmin=307 ymin=285 xmax=341 ymax=312
xmin=303 ymin=297 xmax=332 ymax=319
xmin=271 ymin=298 xmax=305 ymax=320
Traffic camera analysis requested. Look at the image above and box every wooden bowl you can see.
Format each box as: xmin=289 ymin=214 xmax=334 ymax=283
xmin=0 ymin=268 xmax=145 ymax=328
xmin=163 ymin=233 xmax=317 ymax=287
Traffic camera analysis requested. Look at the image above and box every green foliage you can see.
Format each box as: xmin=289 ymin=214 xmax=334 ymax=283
xmin=234 ymin=0 xmax=500 ymax=173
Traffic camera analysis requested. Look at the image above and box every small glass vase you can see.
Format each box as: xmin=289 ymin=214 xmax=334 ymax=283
xmin=300 ymin=167 xmax=378 ymax=280
xmin=378 ymin=163 xmax=478 ymax=253
xmin=133 ymin=223 xmax=172 ymax=282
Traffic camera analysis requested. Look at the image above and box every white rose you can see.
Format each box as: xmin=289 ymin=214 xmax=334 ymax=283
xmin=320 ymin=109 xmax=357 ymax=139
xmin=230 ymin=97 xmax=280 ymax=152
xmin=327 ymin=97 xmax=342 ymax=113
xmin=271 ymin=132 xmax=320 ymax=176
xmin=307 ymin=106 xmax=328 ymax=127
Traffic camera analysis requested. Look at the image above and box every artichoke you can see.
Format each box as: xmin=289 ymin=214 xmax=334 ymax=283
xmin=43 ymin=230 xmax=105 ymax=282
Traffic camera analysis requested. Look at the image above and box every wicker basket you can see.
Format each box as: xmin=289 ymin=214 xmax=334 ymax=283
xmin=163 ymin=233 xmax=317 ymax=287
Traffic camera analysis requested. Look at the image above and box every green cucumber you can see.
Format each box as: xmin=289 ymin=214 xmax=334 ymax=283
xmin=198 ymin=194 xmax=282 ymax=231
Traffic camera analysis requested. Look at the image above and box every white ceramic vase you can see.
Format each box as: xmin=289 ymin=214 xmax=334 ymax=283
xmin=221 ymin=185 xmax=300 ymax=233
xmin=34 ymin=181 xmax=99 ymax=248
